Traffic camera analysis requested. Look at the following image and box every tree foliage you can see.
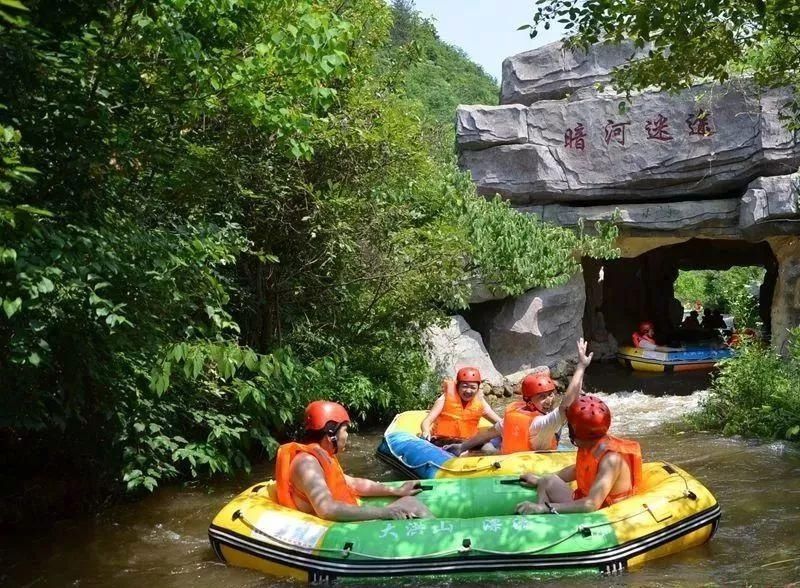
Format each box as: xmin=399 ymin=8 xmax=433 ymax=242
xmin=524 ymin=0 xmax=800 ymax=126
xmin=688 ymin=329 xmax=800 ymax=441
xmin=0 ymin=0 xmax=617 ymax=507
xmin=673 ymin=267 xmax=765 ymax=328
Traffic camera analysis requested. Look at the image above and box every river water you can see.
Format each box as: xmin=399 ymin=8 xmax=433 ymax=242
xmin=2 ymin=364 xmax=799 ymax=587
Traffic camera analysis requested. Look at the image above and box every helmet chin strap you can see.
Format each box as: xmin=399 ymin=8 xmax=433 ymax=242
xmin=328 ymin=433 xmax=339 ymax=454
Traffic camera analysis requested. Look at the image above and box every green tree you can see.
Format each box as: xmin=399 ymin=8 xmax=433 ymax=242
xmin=0 ymin=0 xmax=617 ymax=513
xmin=524 ymin=0 xmax=800 ymax=127
xmin=673 ymin=267 xmax=764 ymax=328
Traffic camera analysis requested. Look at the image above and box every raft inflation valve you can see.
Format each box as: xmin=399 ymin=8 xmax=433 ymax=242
xmin=685 ymin=490 xmax=697 ymax=500
xmin=342 ymin=542 xmax=353 ymax=558
xmin=492 ymin=462 xmax=501 ymax=469
xmin=460 ymin=538 xmax=472 ymax=553
xmin=579 ymin=526 xmax=592 ymax=538
xmin=231 ymin=509 xmax=241 ymax=522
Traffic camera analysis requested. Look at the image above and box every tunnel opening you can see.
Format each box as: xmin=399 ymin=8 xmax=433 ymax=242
xmin=582 ymin=238 xmax=779 ymax=357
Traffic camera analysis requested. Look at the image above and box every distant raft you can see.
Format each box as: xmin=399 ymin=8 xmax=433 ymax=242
xmin=616 ymin=345 xmax=733 ymax=373
xmin=375 ymin=410 xmax=576 ymax=480
xmin=208 ymin=464 xmax=720 ymax=583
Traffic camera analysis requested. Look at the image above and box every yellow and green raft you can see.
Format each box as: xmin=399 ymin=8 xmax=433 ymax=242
xmin=209 ymin=411 xmax=720 ymax=582
xmin=208 ymin=464 xmax=720 ymax=583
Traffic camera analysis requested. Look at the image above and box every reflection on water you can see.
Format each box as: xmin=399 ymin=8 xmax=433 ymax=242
xmin=2 ymin=364 xmax=799 ymax=587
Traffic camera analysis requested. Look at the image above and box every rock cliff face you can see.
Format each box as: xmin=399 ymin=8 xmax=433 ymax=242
xmin=423 ymin=315 xmax=504 ymax=387
xmin=468 ymin=274 xmax=585 ymax=374
xmin=458 ymin=85 xmax=800 ymax=204
xmin=500 ymin=40 xmax=649 ymax=105
xmin=449 ymin=40 xmax=800 ymax=368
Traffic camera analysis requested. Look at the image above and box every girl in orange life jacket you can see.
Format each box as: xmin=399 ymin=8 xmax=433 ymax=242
xmin=444 ymin=339 xmax=594 ymax=456
xmin=632 ymin=320 xmax=657 ymax=349
xmin=419 ymin=367 xmax=501 ymax=447
xmin=275 ymin=400 xmax=432 ymax=521
xmin=515 ymin=395 xmax=642 ymax=516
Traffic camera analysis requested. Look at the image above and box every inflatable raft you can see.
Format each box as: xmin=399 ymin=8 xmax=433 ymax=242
xmin=617 ymin=345 xmax=733 ymax=373
xmin=376 ymin=410 xmax=576 ymax=479
xmin=208 ymin=463 xmax=720 ymax=583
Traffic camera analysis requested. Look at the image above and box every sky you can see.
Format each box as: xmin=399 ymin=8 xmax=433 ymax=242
xmin=412 ymin=0 xmax=566 ymax=82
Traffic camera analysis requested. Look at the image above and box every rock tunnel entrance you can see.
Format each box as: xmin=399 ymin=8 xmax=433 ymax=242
xmin=582 ymin=238 xmax=778 ymax=357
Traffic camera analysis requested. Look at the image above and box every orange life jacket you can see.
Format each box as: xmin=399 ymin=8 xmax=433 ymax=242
xmin=500 ymin=401 xmax=558 ymax=454
xmin=275 ymin=442 xmax=359 ymax=514
xmin=573 ymin=435 xmax=642 ymax=507
xmin=432 ymin=380 xmax=484 ymax=440
xmin=632 ymin=332 xmax=656 ymax=348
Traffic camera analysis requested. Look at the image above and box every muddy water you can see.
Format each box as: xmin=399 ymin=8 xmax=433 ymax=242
xmin=3 ymin=364 xmax=800 ymax=587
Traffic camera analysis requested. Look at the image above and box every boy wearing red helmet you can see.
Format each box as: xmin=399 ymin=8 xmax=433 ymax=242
xmin=444 ymin=339 xmax=593 ymax=456
xmin=275 ymin=400 xmax=432 ymax=521
xmin=419 ymin=366 xmax=501 ymax=448
xmin=515 ymin=394 xmax=642 ymax=515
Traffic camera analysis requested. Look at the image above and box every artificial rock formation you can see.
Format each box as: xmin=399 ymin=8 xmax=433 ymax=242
xmin=769 ymin=237 xmax=800 ymax=353
xmin=458 ymin=40 xmax=800 ymax=359
xmin=500 ymin=40 xmax=649 ymax=105
xmin=423 ymin=315 xmax=504 ymax=387
xmin=459 ymin=85 xmax=800 ymax=204
xmin=469 ymin=274 xmax=585 ymax=374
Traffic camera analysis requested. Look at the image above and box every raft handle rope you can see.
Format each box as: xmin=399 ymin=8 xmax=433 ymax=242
xmin=663 ymin=461 xmax=696 ymax=500
xmin=383 ymin=433 xmax=502 ymax=474
xmin=474 ymin=488 xmax=699 ymax=557
xmin=232 ymin=507 xmax=473 ymax=560
xmin=231 ymin=484 xmax=701 ymax=562
xmin=233 ymin=505 xmax=604 ymax=561
xmin=230 ymin=462 xmax=703 ymax=561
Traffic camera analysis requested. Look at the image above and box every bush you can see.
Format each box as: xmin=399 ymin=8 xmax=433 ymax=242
xmin=688 ymin=329 xmax=800 ymax=440
xmin=0 ymin=0 xmax=618 ymax=505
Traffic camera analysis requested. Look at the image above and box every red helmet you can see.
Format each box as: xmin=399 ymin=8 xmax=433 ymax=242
xmin=456 ymin=367 xmax=481 ymax=384
xmin=566 ymin=395 xmax=611 ymax=441
xmin=305 ymin=400 xmax=350 ymax=432
xmin=521 ymin=373 xmax=556 ymax=399
xmin=638 ymin=321 xmax=655 ymax=334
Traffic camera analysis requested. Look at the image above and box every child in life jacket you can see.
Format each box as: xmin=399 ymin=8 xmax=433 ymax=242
xmin=632 ymin=321 xmax=657 ymax=349
xmin=419 ymin=367 xmax=501 ymax=450
xmin=443 ymin=339 xmax=593 ymax=456
xmin=633 ymin=321 xmax=682 ymax=351
xmin=275 ymin=401 xmax=433 ymax=521
xmin=515 ymin=395 xmax=642 ymax=515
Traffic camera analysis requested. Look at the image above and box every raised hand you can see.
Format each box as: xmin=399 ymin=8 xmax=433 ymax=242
xmin=577 ymin=337 xmax=594 ymax=368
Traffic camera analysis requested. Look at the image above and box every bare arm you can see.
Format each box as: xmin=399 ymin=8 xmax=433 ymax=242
xmin=520 ymin=464 xmax=575 ymax=487
xmin=420 ymin=395 xmax=445 ymax=440
xmin=445 ymin=426 xmax=501 ymax=455
xmin=291 ymin=455 xmax=392 ymax=521
xmin=344 ymin=476 xmax=420 ymax=498
xmin=559 ymin=338 xmax=593 ymax=416
xmin=481 ymin=397 xmax=502 ymax=424
xmin=545 ymin=455 xmax=621 ymax=514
